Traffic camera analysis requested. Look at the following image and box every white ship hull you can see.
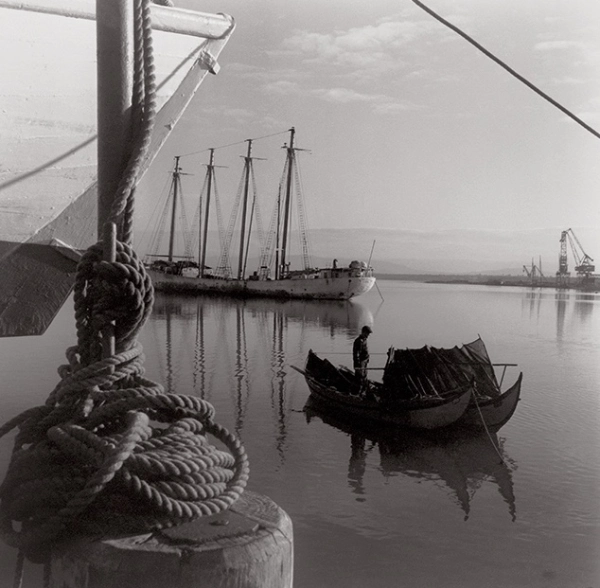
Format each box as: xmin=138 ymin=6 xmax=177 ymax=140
xmin=148 ymin=270 xmax=376 ymax=301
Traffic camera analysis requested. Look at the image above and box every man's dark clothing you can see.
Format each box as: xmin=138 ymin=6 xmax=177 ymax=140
xmin=353 ymin=334 xmax=370 ymax=383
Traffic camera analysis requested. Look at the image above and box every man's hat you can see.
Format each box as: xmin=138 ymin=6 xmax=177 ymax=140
xmin=362 ymin=325 xmax=373 ymax=334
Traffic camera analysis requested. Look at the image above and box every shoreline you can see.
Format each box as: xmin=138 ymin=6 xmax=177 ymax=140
xmin=375 ymin=273 xmax=599 ymax=292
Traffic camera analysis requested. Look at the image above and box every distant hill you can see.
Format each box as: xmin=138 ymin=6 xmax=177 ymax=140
xmin=307 ymin=226 xmax=599 ymax=275
xmin=135 ymin=225 xmax=599 ymax=276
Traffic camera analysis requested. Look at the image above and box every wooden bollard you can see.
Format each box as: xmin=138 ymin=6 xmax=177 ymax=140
xmin=49 ymin=492 xmax=293 ymax=588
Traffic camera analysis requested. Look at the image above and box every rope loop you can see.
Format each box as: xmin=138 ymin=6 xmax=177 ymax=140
xmin=0 ymin=237 xmax=249 ymax=562
xmin=0 ymin=0 xmax=249 ymax=571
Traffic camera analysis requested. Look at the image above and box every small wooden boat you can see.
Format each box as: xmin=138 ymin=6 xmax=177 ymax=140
xmin=292 ymin=351 xmax=473 ymax=430
xmin=294 ymin=337 xmax=522 ymax=432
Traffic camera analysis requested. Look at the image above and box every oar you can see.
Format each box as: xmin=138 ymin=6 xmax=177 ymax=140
xmin=313 ymin=351 xmax=389 ymax=355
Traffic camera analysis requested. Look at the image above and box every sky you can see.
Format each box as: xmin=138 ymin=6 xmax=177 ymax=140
xmin=136 ymin=0 xmax=600 ymax=268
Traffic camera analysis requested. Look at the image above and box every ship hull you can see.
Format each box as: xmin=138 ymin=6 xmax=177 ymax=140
xmin=0 ymin=0 xmax=234 ymax=336
xmin=0 ymin=1 xmax=233 ymax=250
xmin=148 ymin=270 xmax=376 ymax=300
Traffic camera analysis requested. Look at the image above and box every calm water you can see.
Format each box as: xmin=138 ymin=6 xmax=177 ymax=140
xmin=0 ymin=280 xmax=599 ymax=587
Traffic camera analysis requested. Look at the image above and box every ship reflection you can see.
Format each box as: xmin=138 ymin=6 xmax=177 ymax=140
xmin=523 ymin=289 xmax=542 ymax=321
xmin=304 ymin=399 xmax=517 ymax=522
xmin=147 ymin=293 xmax=374 ymax=462
xmin=151 ymin=293 xmax=373 ymax=333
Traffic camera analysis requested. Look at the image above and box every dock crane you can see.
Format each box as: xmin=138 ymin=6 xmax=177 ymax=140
xmin=556 ymin=229 xmax=595 ymax=287
xmin=523 ymin=257 xmax=544 ymax=287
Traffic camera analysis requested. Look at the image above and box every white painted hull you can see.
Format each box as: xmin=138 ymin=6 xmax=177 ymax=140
xmin=148 ymin=270 xmax=376 ymax=300
xmin=0 ymin=0 xmax=233 ymax=250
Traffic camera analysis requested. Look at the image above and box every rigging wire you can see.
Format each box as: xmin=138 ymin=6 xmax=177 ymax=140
xmin=134 ymin=172 xmax=172 ymax=255
xmin=178 ymin=187 xmax=194 ymax=259
xmin=141 ymin=175 xmax=174 ymax=259
xmin=411 ymin=0 xmax=600 ymax=142
xmin=293 ymin=151 xmax=312 ymax=269
xmin=177 ymin=129 xmax=291 ymax=158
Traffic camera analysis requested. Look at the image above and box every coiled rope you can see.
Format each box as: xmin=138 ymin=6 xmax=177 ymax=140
xmin=0 ymin=0 xmax=248 ymax=581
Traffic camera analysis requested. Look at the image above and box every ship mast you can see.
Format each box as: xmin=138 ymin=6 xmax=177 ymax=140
xmin=200 ymin=148 xmax=215 ymax=277
xmin=167 ymin=155 xmax=182 ymax=262
xmin=237 ymin=139 xmax=253 ymax=279
xmin=279 ymin=127 xmax=295 ymax=279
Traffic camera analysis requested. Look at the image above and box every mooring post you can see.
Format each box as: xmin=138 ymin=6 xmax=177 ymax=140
xmin=96 ymin=0 xmax=133 ymax=237
xmin=47 ymin=3 xmax=293 ymax=586
xmin=49 ymin=492 xmax=293 ymax=588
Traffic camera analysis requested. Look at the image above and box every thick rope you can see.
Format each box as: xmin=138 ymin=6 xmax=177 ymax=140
xmin=0 ymin=242 xmax=249 ymax=564
xmin=471 ymin=391 xmax=505 ymax=465
xmin=112 ymin=0 xmax=157 ymax=244
xmin=0 ymin=0 xmax=249 ymax=572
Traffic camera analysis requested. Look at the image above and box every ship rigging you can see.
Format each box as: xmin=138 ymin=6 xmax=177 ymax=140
xmin=142 ymin=128 xmax=376 ymax=300
xmin=144 ymin=128 xmax=313 ymax=281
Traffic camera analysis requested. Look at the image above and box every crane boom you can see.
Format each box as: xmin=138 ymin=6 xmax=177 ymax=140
xmin=566 ymin=228 xmax=595 ymax=277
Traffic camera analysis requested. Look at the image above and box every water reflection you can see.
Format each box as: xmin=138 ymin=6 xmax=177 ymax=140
xmin=305 ymin=400 xmax=517 ymax=521
xmin=192 ymin=302 xmax=206 ymax=398
xmin=270 ymin=311 xmax=288 ymax=464
xmin=146 ymin=293 xmax=373 ymax=458
xmin=555 ymin=291 xmax=569 ymax=341
xmin=150 ymin=293 xmax=373 ymax=332
xmin=523 ymin=289 xmax=542 ymax=321
xmin=520 ymin=288 xmax=598 ymax=341
xmin=574 ymin=293 xmax=595 ymax=323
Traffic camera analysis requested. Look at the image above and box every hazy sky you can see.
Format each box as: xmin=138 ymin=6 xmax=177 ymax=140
xmin=137 ymin=0 xmax=600 ymax=257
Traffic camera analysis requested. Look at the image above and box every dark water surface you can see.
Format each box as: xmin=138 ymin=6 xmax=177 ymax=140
xmin=0 ymin=280 xmax=599 ymax=587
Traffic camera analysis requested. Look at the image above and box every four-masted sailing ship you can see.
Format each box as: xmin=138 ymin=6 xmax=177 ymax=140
xmin=146 ymin=128 xmax=376 ymax=300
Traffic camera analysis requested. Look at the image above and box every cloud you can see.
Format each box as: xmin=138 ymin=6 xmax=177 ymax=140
xmin=225 ymin=62 xmax=264 ymax=75
xmin=310 ymin=86 xmax=420 ymax=115
xmin=534 ymin=40 xmax=587 ymax=51
xmin=534 ymin=36 xmax=600 ymax=80
xmin=312 ymin=87 xmax=383 ymax=104
xmin=263 ymin=80 xmax=301 ymax=95
xmin=222 ymin=108 xmax=255 ymax=119
xmin=283 ymin=16 xmax=435 ymax=72
xmin=572 ymin=110 xmax=600 ymax=123
xmin=373 ymin=102 xmax=417 ymax=115
xmin=550 ymin=76 xmax=585 ymax=85
xmin=192 ymin=106 xmax=255 ymax=123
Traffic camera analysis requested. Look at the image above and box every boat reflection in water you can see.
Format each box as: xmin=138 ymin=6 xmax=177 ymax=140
xmin=304 ymin=398 xmax=517 ymax=522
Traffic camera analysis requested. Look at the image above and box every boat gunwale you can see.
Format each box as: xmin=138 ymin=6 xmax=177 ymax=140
xmin=466 ymin=371 xmax=523 ymax=431
xmin=148 ymin=270 xmax=376 ymax=300
xmin=294 ymin=365 xmax=474 ymax=413
xmin=0 ymin=0 xmax=235 ymax=39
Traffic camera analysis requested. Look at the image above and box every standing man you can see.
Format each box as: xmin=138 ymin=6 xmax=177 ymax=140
xmin=353 ymin=325 xmax=372 ymax=392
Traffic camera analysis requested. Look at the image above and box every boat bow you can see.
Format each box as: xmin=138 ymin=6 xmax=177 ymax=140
xmin=0 ymin=0 xmax=235 ymax=336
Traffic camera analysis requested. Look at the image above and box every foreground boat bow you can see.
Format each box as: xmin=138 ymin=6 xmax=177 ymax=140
xmin=0 ymin=0 xmax=235 ymax=336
